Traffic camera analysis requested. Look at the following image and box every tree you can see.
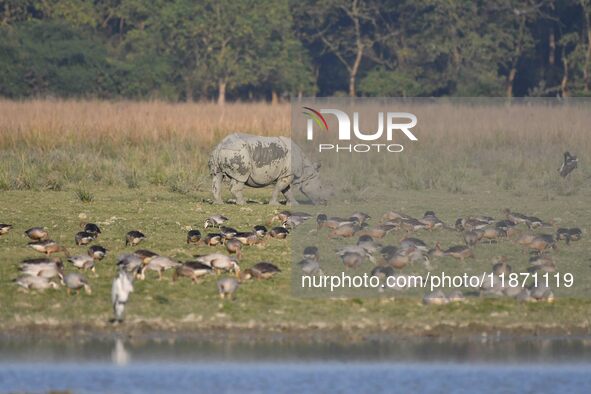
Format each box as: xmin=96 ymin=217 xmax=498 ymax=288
xmin=294 ymin=0 xmax=382 ymax=97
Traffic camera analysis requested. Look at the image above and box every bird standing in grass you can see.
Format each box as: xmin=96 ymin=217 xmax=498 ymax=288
xmin=112 ymin=270 xmax=134 ymax=323
xmin=204 ymin=215 xmax=228 ymax=229
xmin=64 ymin=273 xmax=92 ymax=295
xmin=217 ymin=277 xmax=239 ymax=300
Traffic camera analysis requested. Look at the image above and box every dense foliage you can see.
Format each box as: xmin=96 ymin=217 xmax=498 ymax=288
xmin=1 ymin=0 xmax=590 ymax=100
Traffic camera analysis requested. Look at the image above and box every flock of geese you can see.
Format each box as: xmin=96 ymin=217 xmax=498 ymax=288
xmin=0 ymin=202 xmax=583 ymax=320
xmin=0 ymin=216 xmax=291 ymax=322
xmin=289 ymin=207 xmax=583 ymax=305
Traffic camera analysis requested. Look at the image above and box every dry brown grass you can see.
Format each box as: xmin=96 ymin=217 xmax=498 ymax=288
xmin=0 ymin=99 xmax=290 ymax=148
xmin=0 ymin=98 xmax=589 ymax=195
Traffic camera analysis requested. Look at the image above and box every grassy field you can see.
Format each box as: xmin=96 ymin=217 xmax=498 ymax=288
xmin=1 ymin=99 xmax=590 ymax=339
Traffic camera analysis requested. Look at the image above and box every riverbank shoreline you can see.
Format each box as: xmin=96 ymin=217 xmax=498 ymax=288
xmin=2 ymin=320 xmax=590 ymax=344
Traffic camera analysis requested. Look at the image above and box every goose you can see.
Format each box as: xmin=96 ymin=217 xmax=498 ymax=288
xmin=83 ymin=223 xmax=101 ymax=236
xmin=194 ymin=253 xmax=240 ymax=276
xmin=400 ymin=237 xmax=429 ymax=253
xmin=384 ymin=246 xmax=417 ymax=269
xmin=525 ymin=216 xmax=552 ymax=230
xmin=567 ymin=228 xmax=583 ymax=243
xmin=298 ymin=258 xmax=323 ymax=276
xmin=225 ymin=238 xmax=243 ymax=259
xmin=316 ymin=214 xmax=352 ymax=230
xmin=217 ymin=277 xmax=239 ymax=300
xmin=241 ymin=262 xmax=281 ymax=280
xmin=220 ymin=226 xmax=238 ymax=240
xmin=492 ymin=256 xmax=512 ymax=275
xmin=75 ymin=231 xmax=96 ymax=246
xmin=19 ymin=258 xmax=64 ymax=281
xmin=269 ymin=227 xmax=289 ymax=239
xmin=68 ymin=254 xmax=97 ymax=274
xmin=233 ymin=231 xmax=259 ymax=245
xmin=64 ymin=273 xmax=92 ymax=295
xmin=382 ymin=211 xmax=415 ymax=222
xmin=339 ymin=251 xmax=365 ymax=269
xmin=125 ymin=230 xmax=145 ymax=246
xmin=463 ymin=230 xmax=482 ymax=246
xmin=303 ymin=246 xmax=319 ymax=261
xmin=172 ymin=261 xmax=212 ymax=283
xmin=186 ymin=229 xmax=202 ymax=244
xmin=88 ymin=245 xmax=108 ymax=260
xmin=528 ymin=254 xmax=556 ymax=273
xmin=443 ymin=245 xmax=475 ymax=261
xmin=138 ymin=256 xmax=180 ymax=280
xmin=25 ymin=227 xmax=48 ymax=241
xmin=116 ymin=254 xmax=144 ymax=274
xmin=28 ymin=240 xmax=69 ymax=256
xmin=253 ymin=225 xmax=268 ymax=238
xmin=134 ymin=249 xmax=158 ymax=264
xmin=528 ymin=234 xmax=556 ymax=253
xmin=202 ymin=233 xmax=223 ymax=246
xmin=501 ymin=209 xmax=529 ymax=225
xmin=356 ymin=235 xmax=382 ymax=254
xmin=328 ymin=222 xmax=359 ymax=238
xmin=357 ymin=224 xmax=396 ymax=239
xmin=350 ymin=212 xmax=371 ymax=224
xmin=204 ymin=215 xmax=228 ymax=229
xmin=14 ymin=275 xmax=59 ymax=291
xmin=0 ymin=223 xmax=13 ymax=236
xmin=556 ymin=228 xmax=570 ymax=242
xmin=400 ymin=218 xmax=430 ymax=232
xmin=420 ymin=211 xmax=447 ymax=230
xmin=481 ymin=227 xmax=507 ymax=243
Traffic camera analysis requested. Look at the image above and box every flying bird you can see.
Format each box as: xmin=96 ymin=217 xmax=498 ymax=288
xmin=558 ymin=151 xmax=578 ymax=178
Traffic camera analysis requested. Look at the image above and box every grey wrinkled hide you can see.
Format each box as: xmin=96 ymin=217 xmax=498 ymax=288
xmin=208 ymin=133 xmax=324 ymax=205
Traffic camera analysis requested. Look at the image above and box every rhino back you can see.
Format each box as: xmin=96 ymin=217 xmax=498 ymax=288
xmin=210 ymin=134 xmax=292 ymax=185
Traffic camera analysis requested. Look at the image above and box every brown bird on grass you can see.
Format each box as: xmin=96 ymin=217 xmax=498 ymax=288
xmin=172 ymin=261 xmax=212 ymax=283
xmin=28 ymin=240 xmax=69 ymax=256
xmin=225 ymin=238 xmax=243 ymax=259
xmin=25 ymin=227 xmax=49 ymax=241
xmin=241 ymin=262 xmax=281 ymax=280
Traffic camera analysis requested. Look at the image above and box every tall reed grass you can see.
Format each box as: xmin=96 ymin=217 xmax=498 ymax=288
xmin=0 ymin=99 xmax=589 ymax=195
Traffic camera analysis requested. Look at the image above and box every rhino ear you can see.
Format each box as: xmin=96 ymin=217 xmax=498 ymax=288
xmin=313 ymin=161 xmax=321 ymax=171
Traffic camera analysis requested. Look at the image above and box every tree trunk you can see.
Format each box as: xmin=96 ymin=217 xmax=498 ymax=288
xmin=271 ymin=90 xmax=279 ymax=105
xmin=349 ymin=46 xmax=363 ymax=97
xmin=561 ymin=55 xmax=569 ymax=97
xmin=506 ymin=68 xmax=516 ymax=98
xmin=585 ymin=27 xmax=591 ymax=92
xmin=185 ymin=78 xmax=193 ymax=102
xmin=217 ymin=80 xmax=226 ymax=106
xmin=549 ymin=30 xmax=556 ymax=65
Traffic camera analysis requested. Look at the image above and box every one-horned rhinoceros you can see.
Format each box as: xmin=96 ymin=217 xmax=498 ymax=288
xmin=208 ymin=133 xmax=326 ymax=205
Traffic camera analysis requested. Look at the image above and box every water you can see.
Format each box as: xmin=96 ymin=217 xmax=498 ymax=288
xmin=1 ymin=338 xmax=591 ymax=393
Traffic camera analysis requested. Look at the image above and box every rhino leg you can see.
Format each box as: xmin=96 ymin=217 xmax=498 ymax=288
xmin=212 ymin=173 xmax=224 ymax=204
xmin=229 ymin=179 xmax=247 ymax=205
xmin=270 ymin=175 xmax=293 ymax=205
xmin=282 ymin=185 xmax=299 ymax=206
